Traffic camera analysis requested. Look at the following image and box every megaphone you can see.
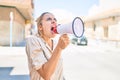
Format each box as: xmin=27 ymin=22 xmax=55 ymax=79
xmin=51 ymin=17 xmax=84 ymax=38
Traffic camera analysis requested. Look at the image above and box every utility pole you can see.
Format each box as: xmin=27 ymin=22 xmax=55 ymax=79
xmin=10 ymin=12 xmax=13 ymax=47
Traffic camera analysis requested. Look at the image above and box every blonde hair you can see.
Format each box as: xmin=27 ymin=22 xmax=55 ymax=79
xmin=36 ymin=12 xmax=52 ymax=27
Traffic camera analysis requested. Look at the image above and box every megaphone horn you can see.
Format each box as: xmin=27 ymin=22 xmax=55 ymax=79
xmin=51 ymin=17 xmax=84 ymax=38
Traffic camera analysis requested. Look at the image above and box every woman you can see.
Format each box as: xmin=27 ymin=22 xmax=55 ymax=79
xmin=26 ymin=12 xmax=70 ymax=80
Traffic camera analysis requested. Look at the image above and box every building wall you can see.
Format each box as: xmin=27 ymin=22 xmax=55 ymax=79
xmin=0 ymin=0 xmax=34 ymax=46
xmin=85 ymin=22 xmax=120 ymax=42
xmin=0 ymin=7 xmax=25 ymax=46
xmin=108 ymin=22 xmax=120 ymax=40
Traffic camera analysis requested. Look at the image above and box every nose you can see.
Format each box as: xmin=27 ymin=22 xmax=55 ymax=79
xmin=51 ymin=19 xmax=56 ymax=24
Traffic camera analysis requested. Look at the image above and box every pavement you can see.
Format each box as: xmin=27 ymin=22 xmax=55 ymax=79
xmin=0 ymin=40 xmax=120 ymax=80
xmin=0 ymin=47 xmax=29 ymax=80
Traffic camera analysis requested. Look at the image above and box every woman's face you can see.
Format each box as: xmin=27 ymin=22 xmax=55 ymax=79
xmin=39 ymin=13 xmax=57 ymax=38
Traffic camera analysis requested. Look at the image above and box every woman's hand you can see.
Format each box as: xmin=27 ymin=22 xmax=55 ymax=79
xmin=57 ymin=34 xmax=70 ymax=49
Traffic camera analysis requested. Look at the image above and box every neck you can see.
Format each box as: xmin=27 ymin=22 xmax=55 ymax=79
xmin=43 ymin=36 xmax=53 ymax=50
xmin=43 ymin=36 xmax=51 ymax=43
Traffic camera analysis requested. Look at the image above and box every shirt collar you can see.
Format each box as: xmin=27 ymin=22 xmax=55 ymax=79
xmin=36 ymin=33 xmax=54 ymax=52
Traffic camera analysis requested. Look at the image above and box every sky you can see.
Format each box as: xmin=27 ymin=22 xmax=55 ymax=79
xmin=34 ymin=0 xmax=99 ymax=20
xmin=33 ymin=0 xmax=120 ymax=24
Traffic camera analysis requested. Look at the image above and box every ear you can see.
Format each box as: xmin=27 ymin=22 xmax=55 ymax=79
xmin=38 ymin=25 xmax=43 ymax=30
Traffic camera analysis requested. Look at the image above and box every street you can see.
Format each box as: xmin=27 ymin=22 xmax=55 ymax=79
xmin=63 ymin=43 xmax=120 ymax=80
xmin=0 ymin=41 xmax=120 ymax=80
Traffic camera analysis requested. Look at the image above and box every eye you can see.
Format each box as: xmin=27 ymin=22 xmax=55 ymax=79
xmin=54 ymin=18 xmax=57 ymax=21
xmin=46 ymin=17 xmax=52 ymax=21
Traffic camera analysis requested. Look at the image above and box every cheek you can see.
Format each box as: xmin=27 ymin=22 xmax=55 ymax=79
xmin=43 ymin=23 xmax=51 ymax=30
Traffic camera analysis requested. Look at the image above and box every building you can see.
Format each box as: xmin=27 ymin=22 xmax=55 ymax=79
xmin=84 ymin=8 xmax=120 ymax=42
xmin=0 ymin=0 xmax=34 ymax=46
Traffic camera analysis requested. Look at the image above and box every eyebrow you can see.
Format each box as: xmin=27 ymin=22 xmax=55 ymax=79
xmin=46 ymin=17 xmax=57 ymax=21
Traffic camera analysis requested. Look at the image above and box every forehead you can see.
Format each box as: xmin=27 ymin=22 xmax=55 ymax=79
xmin=43 ymin=13 xmax=55 ymax=19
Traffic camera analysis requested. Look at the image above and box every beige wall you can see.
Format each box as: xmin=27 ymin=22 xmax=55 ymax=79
xmin=108 ymin=23 xmax=120 ymax=40
xmin=0 ymin=21 xmax=25 ymax=46
xmin=0 ymin=0 xmax=34 ymax=46
xmin=0 ymin=7 xmax=25 ymax=25
xmin=0 ymin=7 xmax=26 ymax=46
xmin=85 ymin=23 xmax=120 ymax=41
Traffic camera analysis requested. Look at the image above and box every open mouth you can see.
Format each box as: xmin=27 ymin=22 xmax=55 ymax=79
xmin=51 ymin=27 xmax=57 ymax=34
xmin=51 ymin=24 xmax=58 ymax=34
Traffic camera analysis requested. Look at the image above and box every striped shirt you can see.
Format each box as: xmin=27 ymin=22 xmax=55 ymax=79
xmin=25 ymin=34 xmax=64 ymax=80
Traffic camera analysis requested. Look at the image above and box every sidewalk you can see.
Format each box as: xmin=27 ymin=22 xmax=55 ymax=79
xmin=0 ymin=42 xmax=120 ymax=80
xmin=0 ymin=47 xmax=29 ymax=80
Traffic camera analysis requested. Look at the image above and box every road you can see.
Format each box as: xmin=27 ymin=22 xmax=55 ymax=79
xmin=0 ymin=41 xmax=120 ymax=80
xmin=63 ymin=43 xmax=120 ymax=80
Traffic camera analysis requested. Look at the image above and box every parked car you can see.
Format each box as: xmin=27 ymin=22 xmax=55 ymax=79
xmin=71 ymin=36 xmax=88 ymax=46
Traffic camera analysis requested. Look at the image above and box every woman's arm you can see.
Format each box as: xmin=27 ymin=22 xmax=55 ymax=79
xmin=37 ymin=34 xmax=69 ymax=80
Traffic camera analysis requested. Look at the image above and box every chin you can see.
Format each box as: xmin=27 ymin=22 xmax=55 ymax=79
xmin=51 ymin=34 xmax=56 ymax=38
